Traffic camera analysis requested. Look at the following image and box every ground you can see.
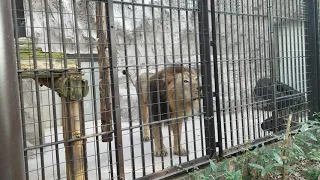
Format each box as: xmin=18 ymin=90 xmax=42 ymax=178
xmin=266 ymin=159 xmax=320 ymax=180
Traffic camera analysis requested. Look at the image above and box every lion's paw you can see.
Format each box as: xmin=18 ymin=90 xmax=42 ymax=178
xmin=155 ymin=147 xmax=168 ymax=157
xmin=174 ymin=147 xmax=188 ymax=156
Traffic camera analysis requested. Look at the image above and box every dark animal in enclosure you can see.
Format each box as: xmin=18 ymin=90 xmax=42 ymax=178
xmin=253 ymin=77 xmax=306 ymax=132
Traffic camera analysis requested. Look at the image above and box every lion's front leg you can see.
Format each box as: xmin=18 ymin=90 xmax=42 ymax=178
xmin=151 ymin=123 xmax=168 ymax=157
xmin=172 ymin=119 xmax=188 ymax=156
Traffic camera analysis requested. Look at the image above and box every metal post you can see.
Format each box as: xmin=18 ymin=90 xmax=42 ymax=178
xmin=0 ymin=0 xmax=26 ymax=179
xmin=267 ymin=0 xmax=279 ymax=132
xmin=199 ymin=0 xmax=217 ymax=158
xmin=106 ymin=0 xmax=125 ymax=179
xmin=210 ymin=0 xmax=223 ymax=157
xmin=306 ymin=0 xmax=319 ymax=115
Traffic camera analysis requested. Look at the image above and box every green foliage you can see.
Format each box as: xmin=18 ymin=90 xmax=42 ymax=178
xmin=306 ymin=167 xmax=320 ymax=180
xmin=187 ymin=113 xmax=320 ymax=180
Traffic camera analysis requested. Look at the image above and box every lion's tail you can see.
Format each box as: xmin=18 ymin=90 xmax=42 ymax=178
xmin=122 ymin=70 xmax=137 ymax=88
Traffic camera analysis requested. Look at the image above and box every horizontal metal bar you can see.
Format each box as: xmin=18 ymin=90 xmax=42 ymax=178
xmin=223 ymin=127 xmax=301 ymax=157
xmin=89 ymin=0 xmax=200 ymax=12
xmin=24 ymin=130 xmax=113 ymax=151
xmin=135 ymin=156 xmax=211 ymax=180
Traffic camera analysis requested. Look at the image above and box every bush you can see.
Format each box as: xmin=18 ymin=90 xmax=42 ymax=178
xmin=186 ymin=113 xmax=320 ymax=180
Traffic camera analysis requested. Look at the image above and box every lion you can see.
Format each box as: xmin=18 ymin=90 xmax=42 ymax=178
xmin=123 ymin=64 xmax=201 ymax=157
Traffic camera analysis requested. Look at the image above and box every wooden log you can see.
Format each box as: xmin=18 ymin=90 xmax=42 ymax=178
xmin=61 ymin=97 xmax=86 ymax=180
xmin=38 ymin=75 xmax=89 ymax=101
xmin=96 ymin=2 xmax=113 ymax=142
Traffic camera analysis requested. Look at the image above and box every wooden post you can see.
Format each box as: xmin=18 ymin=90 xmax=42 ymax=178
xmin=62 ymin=98 xmax=86 ymax=180
xmin=60 ymin=74 xmax=87 ymax=180
xmin=96 ymin=1 xmax=113 ymax=142
xmin=38 ymin=74 xmax=88 ymax=180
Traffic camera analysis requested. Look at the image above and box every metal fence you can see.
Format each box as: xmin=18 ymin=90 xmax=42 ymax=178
xmin=3 ymin=0 xmax=319 ymax=179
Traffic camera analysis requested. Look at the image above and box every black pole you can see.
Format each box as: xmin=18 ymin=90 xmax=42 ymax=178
xmin=306 ymin=0 xmax=319 ymax=116
xmin=199 ymin=0 xmax=217 ymax=158
xmin=0 ymin=0 xmax=26 ymax=179
xmin=210 ymin=0 xmax=223 ymax=157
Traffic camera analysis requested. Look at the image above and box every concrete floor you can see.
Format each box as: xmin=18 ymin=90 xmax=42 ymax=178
xmin=27 ymin=109 xmax=276 ymax=180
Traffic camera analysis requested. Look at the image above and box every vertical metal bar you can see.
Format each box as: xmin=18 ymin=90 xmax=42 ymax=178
xmin=194 ymin=0 xmax=205 ymax=157
xmin=108 ymin=142 xmax=114 ymax=178
xmin=223 ymin=1 xmax=234 ymax=147
xmin=288 ymin=0 xmax=294 ymax=90
xmin=200 ymin=0 xmax=217 ymax=158
xmin=11 ymin=0 xmax=29 ymax=178
xmin=197 ymin=0 xmax=208 ymax=155
xmin=86 ymin=1 xmax=103 ymax=179
xmin=121 ymin=1 xmax=135 ymax=178
xmin=267 ymin=0 xmax=279 ymax=133
xmin=316 ymin=0 xmax=320 ymax=113
xmin=43 ymin=0 xmax=61 ymax=178
xmin=27 ymin=0 xmax=46 ymax=178
xmin=58 ymin=0 xmax=76 ymax=178
xmin=251 ymin=0 xmax=260 ymax=139
xmin=240 ymin=1 xmax=251 ymax=142
xmin=246 ymin=0 xmax=255 ymax=140
xmin=185 ymin=0 xmax=197 ymax=159
xmin=261 ymin=1 xmax=269 ymax=137
xmin=292 ymin=0 xmax=298 ymax=124
xmin=296 ymin=0 xmax=304 ymax=123
xmin=211 ymin=0 xmax=223 ymax=157
xmin=278 ymin=0 xmax=286 ymax=128
xmin=306 ymin=0 xmax=319 ymax=116
xmin=177 ymin=0 xmax=190 ymax=162
xmin=235 ymin=0 xmax=245 ymax=144
xmin=72 ymin=0 xmax=88 ymax=178
xmin=169 ymin=0 xmax=181 ymax=164
xmin=256 ymin=0 xmax=262 ymax=138
xmin=131 ymin=0 xmax=153 ymax=174
xmin=106 ymin=1 xmax=125 ymax=179
xmin=0 ymin=0 xmax=26 ymax=179
xmin=159 ymin=0 xmax=173 ymax=166
xmin=141 ymin=0 xmax=158 ymax=171
xmin=216 ymin=1 xmax=228 ymax=150
xmin=229 ymin=0 xmax=240 ymax=145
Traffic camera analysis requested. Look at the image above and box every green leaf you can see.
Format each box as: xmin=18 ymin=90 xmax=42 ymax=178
xmin=303 ymin=131 xmax=318 ymax=141
xmin=287 ymin=168 xmax=297 ymax=175
xmin=210 ymin=160 xmax=218 ymax=172
xmin=267 ymin=169 xmax=282 ymax=175
xmin=233 ymin=170 xmax=242 ymax=180
xmin=296 ymin=137 xmax=312 ymax=146
xmin=218 ymin=159 xmax=230 ymax=171
xmin=205 ymin=166 xmax=212 ymax=177
xmin=300 ymin=123 xmax=309 ymax=132
xmin=261 ymin=169 xmax=267 ymax=177
xmin=265 ymin=164 xmax=276 ymax=170
xmin=272 ymin=152 xmax=283 ymax=165
xmin=293 ymin=143 xmax=305 ymax=155
xmin=248 ymin=163 xmax=264 ymax=170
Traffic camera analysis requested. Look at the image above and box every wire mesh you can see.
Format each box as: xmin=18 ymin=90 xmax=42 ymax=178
xmin=213 ymin=0 xmax=310 ymax=153
xmin=10 ymin=0 xmax=316 ymax=179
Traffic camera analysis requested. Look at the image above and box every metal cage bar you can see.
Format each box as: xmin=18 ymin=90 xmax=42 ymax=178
xmin=0 ymin=0 xmax=26 ymax=179
xmin=7 ymin=0 xmax=318 ymax=179
xmin=306 ymin=0 xmax=320 ymax=115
